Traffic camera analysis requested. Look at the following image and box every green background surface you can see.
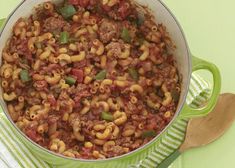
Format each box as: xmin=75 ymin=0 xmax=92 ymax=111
xmin=0 ymin=0 xmax=235 ymax=168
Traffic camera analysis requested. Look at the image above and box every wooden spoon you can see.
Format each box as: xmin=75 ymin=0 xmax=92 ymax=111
xmin=158 ymin=93 xmax=235 ymax=168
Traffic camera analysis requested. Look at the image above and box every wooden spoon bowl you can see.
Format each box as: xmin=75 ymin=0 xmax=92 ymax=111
xmin=158 ymin=93 xmax=235 ymax=168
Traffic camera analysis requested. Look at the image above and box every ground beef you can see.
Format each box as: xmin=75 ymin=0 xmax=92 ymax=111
xmin=73 ymin=60 xmax=87 ymax=69
xmin=105 ymin=41 xmax=125 ymax=58
xmin=98 ymin=19 xmax=119 ymax=43
xmin=43 ymin=17 xmax=67 ymax=32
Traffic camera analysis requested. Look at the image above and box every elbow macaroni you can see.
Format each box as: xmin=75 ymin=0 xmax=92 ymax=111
xmin=39 ymin=49 xmax=51 ymax=60
xmin=15 ymin=96 xmax=25 ymax=111
xmin=130 ymin=84 xmax=144 ymax=94
xmin=72 ymin=120 xmax=85 ymax=141
xmin=95 ymin=101 xmax=110 ymax=112
xmin=113 ymin=111 xmax=127 ymax=126
xmin=45 ymin=73 xmax=61 ymax=85
xmin=33 ymin=21 xmax=41 ymax=36
xmin=162 ymin=92 xmax=173 ymax=106
xmin=119 ymin=44 xmax=131 ymax=59
xmin=3 ymin=92 xmax=17 ymax=101
xmin=139 ymin=42 xmax=150 ymax=61
xmin=96 ymin=125 xmax=112 ymax=140
xmin=70 ymin=51 xmax=86 ymax=62
xmin=80 ymin=99 xmax=91 ymax=115
xmin=50 ymin=139 xmax=66 ymax=154
xmin=91 ymin=39 xmax=105 ymax=56
xmin=3 ymin=52 xmax=16 ymax=63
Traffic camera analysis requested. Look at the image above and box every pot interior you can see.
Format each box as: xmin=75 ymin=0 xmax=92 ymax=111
xmin=0 ymin=0 xmax=191 ymax=162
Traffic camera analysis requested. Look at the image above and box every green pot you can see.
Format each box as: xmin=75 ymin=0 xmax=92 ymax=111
xmin=0 ymin=0 xmax=221 ymax=167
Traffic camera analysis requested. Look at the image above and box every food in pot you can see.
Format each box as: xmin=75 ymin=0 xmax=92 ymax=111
xmin=0 ymin=0 xmax=181 ymax=159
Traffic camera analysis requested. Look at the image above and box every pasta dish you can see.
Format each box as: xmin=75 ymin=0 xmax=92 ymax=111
xmin=0 ymin=0 xmax=181 ymax=159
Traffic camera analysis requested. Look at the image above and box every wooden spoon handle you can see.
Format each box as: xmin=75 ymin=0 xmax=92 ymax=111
xmin=157 ymin=150 xmax=181 ymax=168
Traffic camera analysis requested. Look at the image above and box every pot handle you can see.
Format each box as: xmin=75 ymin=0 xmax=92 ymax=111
xmin=0 ymin=19 xmax=5 ymax=26
xmin=179 ymin=56 xmax=221 ymax=118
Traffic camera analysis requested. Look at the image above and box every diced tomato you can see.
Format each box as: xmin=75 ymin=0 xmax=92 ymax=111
xmin=78 ymin=0 xmax=90 ymax=8
xmin=69 ymin=0 xmax=89 ymax=8
xmin=73 ymin=90 xmax=91 ymax=108
xmin=25 ymin=129 xmax=41 ymax=142
xmin=74 ymin=90 xmax=91 ymax=103
xmin=73 ymin=60 xmax=87 ymax=68
xmin=118 ymin=2 xmax=131 ymax=19
xmin=71 ymin=23 xmax=80 ymax=33
xmin=89 ymin=15 xmax=101 ymax=24
xmin=89 ymin=0 xmax=97 ymax=6
xmin=18 ymin=39 xmax=33 ymax=62
xmin=71 ymin=69 xmax=84 ymax=83
xmin=34 ymin=80 xmax=48 ymax=89
xmin=141 ymin=61 xmax=153 ymax=72
xmin=101 ymin=4 xmax=112 ymax=12
xmin=80 ymin=90 xmax=91 ymax=97
xmin=80 ymin=147 xmax=93 ymax=159
xmin=48 ymin=94 xmax=57 ymax=106
xmin=74 ymin=101 xmax=82 ymax=109
xmin=166 ymin=55 xmax=174 ymax=65
xmin=146 ymin=119 xmax=157 ymax=130
xmin=82 ymin=147 xmax=92 ymax=152
xmin=42 ymin=64 xmax=61 ymax=72
xmin=47 ymin=64 xmax=61 ymax=71
xmin=82 ymin=147 xmax=92 ymax=155
xmin=68 ymin=0 xmax=79 ymax=5
xmin=47 ymin=115 xmax=59 ymax=124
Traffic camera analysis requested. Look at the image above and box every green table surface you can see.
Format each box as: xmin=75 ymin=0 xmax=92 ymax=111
xmin=0 ymin=0 xmax=235 ymax=168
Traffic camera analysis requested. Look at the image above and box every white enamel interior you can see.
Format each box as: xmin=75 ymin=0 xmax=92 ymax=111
xmin=0 ymin=0 xmax=191 ymax=162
